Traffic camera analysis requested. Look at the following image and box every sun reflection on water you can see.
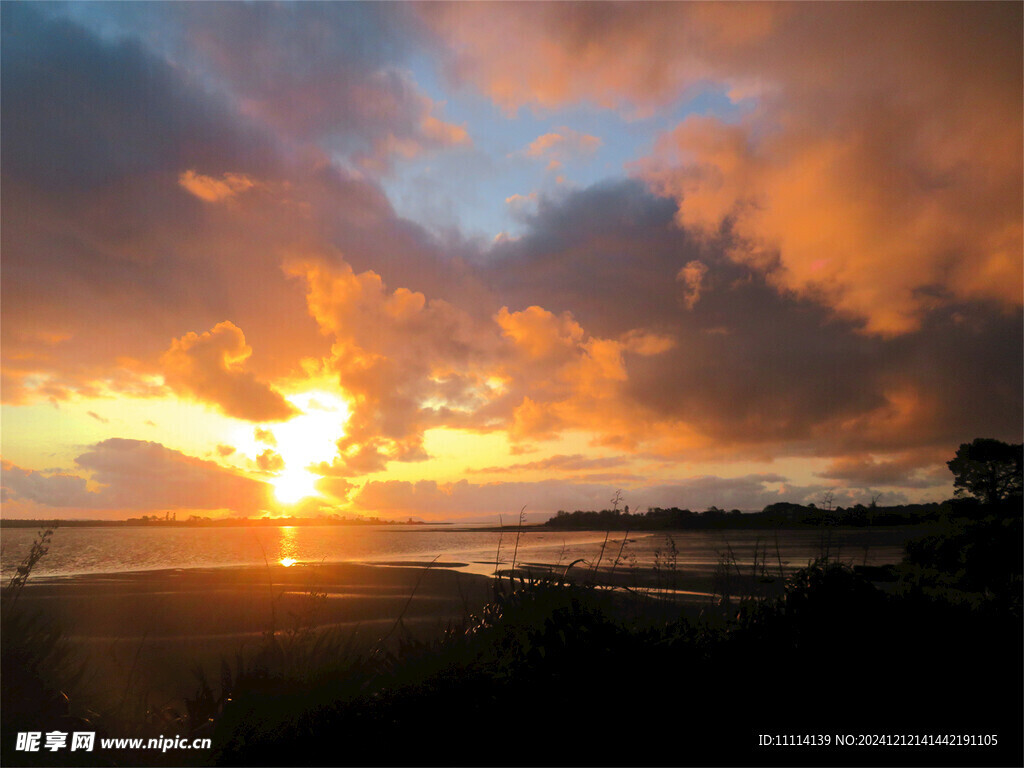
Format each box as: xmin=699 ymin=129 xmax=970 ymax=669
xmin=278 ymin=526 xmax=298 ymax=567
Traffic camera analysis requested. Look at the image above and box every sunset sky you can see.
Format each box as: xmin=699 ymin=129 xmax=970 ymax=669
xmin=2 ymin=2 xmax=1021 ymax=522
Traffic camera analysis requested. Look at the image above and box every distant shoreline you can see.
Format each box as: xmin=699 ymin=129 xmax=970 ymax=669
xmin=0 ymin=500 xmax=958 ymax=530
xmin=0 ymin=517 xmax=446 ymax=528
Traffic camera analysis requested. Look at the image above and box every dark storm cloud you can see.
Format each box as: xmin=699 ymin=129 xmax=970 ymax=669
xmin=1 ymin=4 xmax=280 ymax=195
xmin=54 ymin=1 xmax=468 ymax=169
xmin=485 ymin=180 xmax=1022 ymax=455
xmin=485 ymin=181 xmax=685 ymax=337
xmin=816 ymin=450 xmax=951 ymax=490
xmin=172 ymin=2 xmax=469 ymax=163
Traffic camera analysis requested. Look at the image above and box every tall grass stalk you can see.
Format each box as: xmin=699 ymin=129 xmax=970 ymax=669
xmin=510 ymin=505 xmax=527 ymax=582
xmin=2 ymin=526 xmax=55 ymax=617
xmin=590 ymin=530 xmax=612 ymax=582
xmin=376 ymin=555 xmax=442 ymax=650
xmin=607 ymin=529 xmax=632 ymax=581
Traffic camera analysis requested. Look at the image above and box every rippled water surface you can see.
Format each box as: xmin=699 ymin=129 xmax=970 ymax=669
xmin=0 ymin=524 xmax=912 ymax=581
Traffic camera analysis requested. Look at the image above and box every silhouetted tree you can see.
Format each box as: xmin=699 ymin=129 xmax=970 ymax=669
xmin=947 ymin=438 xmax=1023 ymax=505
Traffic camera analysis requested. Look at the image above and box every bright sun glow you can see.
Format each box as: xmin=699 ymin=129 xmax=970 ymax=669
xmin=273 ymin=470 xmax=320 ymax=504
xmin=280 ymin=557 xmax=296 ymax=567
xmin=235 ymin=390 xmax=350 ymax=506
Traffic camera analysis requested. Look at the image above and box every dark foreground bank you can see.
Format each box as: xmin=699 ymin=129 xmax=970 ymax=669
xmin=3 ymin=510 xmax=1021 ymax=768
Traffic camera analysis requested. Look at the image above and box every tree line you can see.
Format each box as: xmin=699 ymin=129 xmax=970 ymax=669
xmin=545 ymin=438 xmax=1022 ymax=530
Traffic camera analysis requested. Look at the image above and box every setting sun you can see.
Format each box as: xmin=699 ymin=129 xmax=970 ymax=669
xmin=235 ymin=391 xmax=350 ymax=506
xmin=273 ymin=470 xmax=320 ymax=504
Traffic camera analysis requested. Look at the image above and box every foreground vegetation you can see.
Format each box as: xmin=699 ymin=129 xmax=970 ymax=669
xmin=2 ymin=440 xmax=1021 ymax=766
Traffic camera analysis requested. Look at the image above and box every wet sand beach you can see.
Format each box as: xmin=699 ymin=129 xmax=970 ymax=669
xmin=12 ymin=563 xmax=495 ymax=707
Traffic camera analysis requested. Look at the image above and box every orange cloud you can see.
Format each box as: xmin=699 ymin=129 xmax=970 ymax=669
xmin=289 ymin=259 xmax=681 ymax=471
xmin=641 ymin=111 xmax=1022 ymax=334
xmin=254 ymin=427 xmax=277 ymax=446
xmin=495 ymin=305 xmax=584 ymax=360
xmin=160 ymin=321 xmax=297 ymax=422
xmin=676 ymin=260 xmax=709 ymax=310
xmin=468 ymin=454 xmax=631 ymax=476
xmin=620 ymin=330 xmax=676 ymax=357
xmin=315 ymin=475 xmax=357 ymax=503
xmin=178 ymin=170 xmax=257 ymax=203
xmin=818 ymin=385 xmax=943 ymax=452
xmin=420 ymin=113 xmax=470 ymax=147
xmin=490 ymin=304 xmax=690 ymax=448
xmin=290 ymin=258 xmax=498 ymax=473
xmin=509 ymin=396 xmax=562 ymax=441
xmin=256 ymin=449 xmax=285 ymax=472
xmin=424 ymin=3 xmax=778 ymax=113
xmin=355 ymin=77 xmax=472 ymax=171
xmin=522 ymin=127 xmax=602 ymax=160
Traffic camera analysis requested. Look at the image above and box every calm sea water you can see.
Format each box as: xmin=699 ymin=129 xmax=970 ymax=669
xmin=0 ymin=524 xmax=912 ymax=582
